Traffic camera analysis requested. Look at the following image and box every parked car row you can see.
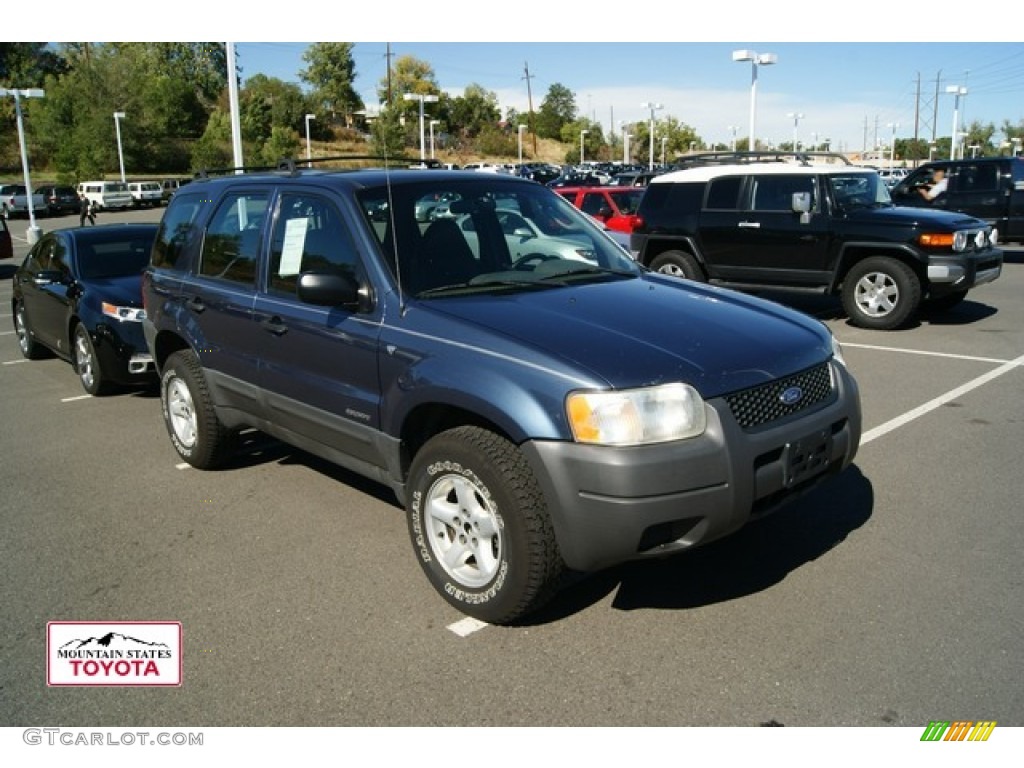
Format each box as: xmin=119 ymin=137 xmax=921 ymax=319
xmin=0 ymin=177 xmax=192 ymax=218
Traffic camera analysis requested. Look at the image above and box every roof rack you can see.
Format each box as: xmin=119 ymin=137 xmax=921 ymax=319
xmin=670 ymin=150 xmax=852 ymax=170
xmin=192 ymin=154 xmax=420 ymax=180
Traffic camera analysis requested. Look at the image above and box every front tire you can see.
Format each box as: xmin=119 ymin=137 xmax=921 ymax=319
xmin=407 ymin=426 xmax=563 ymax=624
xmin=841 ymin=257 xmax=921 ymax=330
xmin=649 ymin=249 xmax=706 ymax=281
xmin=160 ymin=350 xmax=233 ymax=469
xmin=74 ymin=323 xmax=110 ymax=395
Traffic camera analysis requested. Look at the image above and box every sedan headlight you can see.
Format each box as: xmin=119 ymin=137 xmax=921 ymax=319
xmin=567 ymin=383 xmax=706 ymax=446
xmin=102 ymin=302 xmax=146 ymax=322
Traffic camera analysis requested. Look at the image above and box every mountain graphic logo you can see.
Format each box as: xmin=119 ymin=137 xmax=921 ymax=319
xmin=60 ymin=631 xmax=171 ymax=651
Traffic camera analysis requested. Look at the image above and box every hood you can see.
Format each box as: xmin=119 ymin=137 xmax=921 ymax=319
xmin=848 ymin=204 xmax=986 ymax=230
xmin=423 ymin=274 xmax=833 ymax=397
xmin=84 ymin=274 xmax=145 ymax=308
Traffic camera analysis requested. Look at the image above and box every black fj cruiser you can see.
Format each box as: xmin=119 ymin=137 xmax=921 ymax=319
xmin=631 ymin=153 xmax=1003 ymax=330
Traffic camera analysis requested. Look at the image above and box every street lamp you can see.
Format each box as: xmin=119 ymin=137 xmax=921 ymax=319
xmin=429 ymin=119 xmax=440 ymax=160
xmin=728 ymin=125 xmax=739 ymax=152
xmin=660 ymin=136 xmax=668 ymax=168
xmin=946 ymin=85 xmax=967 ymax=160
xmin=619 ymin=120 xmax=631 ymax=164
xmin=732 ymin=49 xmax=777 ymax=153
xmin=113 ymin=111 xmax=127 ymax=183
xmin=403 ymin=92 xmax=440 ymax=161
xmin=0 ymin=87 xmax=45 ymax=244
xmin=580 ymin=130 xmax=589 ymax=165
xmin=517 ymin=124 xmax=527 ymax=165
xmin=304 ymin=113 xmax=315 ymax=167
xmin=640 ymin=102 xmax=663 ymax=170
xmin=887 ymin=122 xmax=899 ymax=167
xmin=787 ymin=112 xmax=804 ymax=152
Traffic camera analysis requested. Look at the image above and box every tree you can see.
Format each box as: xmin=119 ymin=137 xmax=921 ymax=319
xmin=240 ymin=75 xmax=310 ymax=143
xmin=379 ymin=55 xmax=440 ymax=117
xmin=0 ymin=43 xmax=67 ymax=87
xmin=536 ymin=83 xmax=576 ymax=141
xmin=447 ymin=84 xmax=501 ymax=139
xmin=369 ymin=107 xmax=409 ymax=159
xmin=300 ymin=42 xmax=363 ymax=128
xmin=631 ymin=116 xmax=699 ymax=167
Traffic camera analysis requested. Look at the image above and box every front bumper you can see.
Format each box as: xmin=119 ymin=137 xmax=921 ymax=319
xmin=926 ymin=247 xmax=1003 ymax=292
xmin=522 ymin=360 xmax=861 ymax=572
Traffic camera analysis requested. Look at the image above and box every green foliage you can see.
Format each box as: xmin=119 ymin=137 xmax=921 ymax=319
xmin=476 ymin=125 xmax=516 ymax=157
xmin=259 ymin=126 xmax=302 ymax=166
xmin=447 ymin=84 xmax=501 ymax=139
xmin=299 ymin=42 xmax=363 ymax=126
xmin=536 ymin=83 xmax=576 ymax=140
xmin=369 ymin=107 xmax=409 ymax=159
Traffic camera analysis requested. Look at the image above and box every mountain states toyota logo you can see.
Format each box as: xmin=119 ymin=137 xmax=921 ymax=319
xmin=47 ymin=622 xmax=182 ymax=687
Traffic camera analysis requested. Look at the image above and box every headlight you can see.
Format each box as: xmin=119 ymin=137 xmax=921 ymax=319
xmin=831 ymin=332 xmax=847 ymax=367
xmin=102 ymin=302 xmax=146 ymax=322
xmin=567 ymin=383 xmax=706 ymax=446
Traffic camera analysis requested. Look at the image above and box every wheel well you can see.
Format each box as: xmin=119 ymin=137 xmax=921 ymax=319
xmin=152 ymin=330 xmax=191 ymax=373
xmin=640 ymin=237 xmax=700 ymax=269
xmin=399 ymin=403 xmax=513 ymax=481
xmin=833 ymin=247 xmax=924 ymax=293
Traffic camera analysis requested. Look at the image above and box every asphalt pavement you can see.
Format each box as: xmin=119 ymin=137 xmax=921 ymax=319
xmin=1 ymin=207 xmax=1021 ymax=734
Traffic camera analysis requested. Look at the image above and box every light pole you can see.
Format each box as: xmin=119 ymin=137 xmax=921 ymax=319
xmin=429 ymin=119 xmax=440 ymax=160
xmin=660 ymin=137 xmax=668 ymax=168
xmin=0 ymin=87 xmax=45 ymax=244
xmin=946 ymin=85 xmax=967 ymax=160
xmin=113 ymin=111 xmax=127 ymax=183
xmin=640 ymin=102 xmax=663 ymax=170
xmin=619 ymin=120 xmax=631 ymax=165
xmin=304 ymin=113 xmax=315 ymax=167
xmin=517 ymin=124 xmax=527 ymax=165
xmin=1012 ymin=137 xmax=1023 ymax=157
xmin=580 ymin=130 xmax=589 ymax=165
xmin=403 ymin=93 xmax=440 ymax=161
xmin=887 ymin=122 xmax=899 ymax=167
xmin=728 ymin=125 xmax=739 ymax=152
xmin=787 ymin=112 xmax=804 ymax=152
xmin=732 ymin=49 xmax=777 ymax=153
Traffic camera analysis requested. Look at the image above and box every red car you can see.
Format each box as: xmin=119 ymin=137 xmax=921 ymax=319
xmin=556 ymin=186 xmax=645 ymax=234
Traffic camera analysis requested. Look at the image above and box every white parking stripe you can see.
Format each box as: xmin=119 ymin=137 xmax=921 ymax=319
xmin=3 ymin=359 xmax=29 ymax=365
xmin=447 ymin=617 xmax=489 ymax=637
xmin=861 ymin=353 xmax=1024 ymax=445
xmin=60 ymin=394 xmax=92 ymax=402
xmin=842 ymin=342 xmax=1013 ymax=366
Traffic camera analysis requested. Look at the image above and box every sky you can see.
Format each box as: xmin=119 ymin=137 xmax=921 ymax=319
xmin=38 ymin=2 xmax=1024 ymax=156
xmin=233 ymin=41 xmax=1024 ymax=155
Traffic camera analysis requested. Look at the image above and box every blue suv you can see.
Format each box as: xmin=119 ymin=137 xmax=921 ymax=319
xmin=142 ymin=164 xmax=861 ymax=624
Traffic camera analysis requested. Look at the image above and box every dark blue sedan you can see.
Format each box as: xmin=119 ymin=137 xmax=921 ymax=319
xmin=12 ymin=223 xmax=158 ymax=395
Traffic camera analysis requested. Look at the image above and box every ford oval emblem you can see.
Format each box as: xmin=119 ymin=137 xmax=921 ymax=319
xmin=780 ymin=386 xmax=804 ymax=406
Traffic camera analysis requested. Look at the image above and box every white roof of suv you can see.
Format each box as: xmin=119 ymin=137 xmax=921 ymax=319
xmin=652 ymin=163 xmax=875 ymax=184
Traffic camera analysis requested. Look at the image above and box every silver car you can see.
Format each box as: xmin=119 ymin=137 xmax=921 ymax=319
xmin=456 ymin=209 xmax=597 ymax=263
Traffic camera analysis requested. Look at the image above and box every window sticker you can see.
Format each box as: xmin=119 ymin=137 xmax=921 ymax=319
xmin=279 ymin=217 xmax=309 ymax=277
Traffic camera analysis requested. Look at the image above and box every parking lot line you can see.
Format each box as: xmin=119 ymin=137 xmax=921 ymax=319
xmin=842 ymin=342 xmax=1013 ymax=366
xmin=861 ymin=353 xmax=1024 ymax=446
xmin=60 ymin=394 xmax=92 ymax=402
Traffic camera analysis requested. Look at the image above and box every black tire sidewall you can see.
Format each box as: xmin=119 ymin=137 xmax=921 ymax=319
xmin=407 ymin=431 xmax=539 ymax=623
xmin=842 ymin=257 xmax=920 ymax=330
xmin=74 ymin=324 xmax=103 ymax=395
xmin=650 ymin=249 xmax=703 ymax=281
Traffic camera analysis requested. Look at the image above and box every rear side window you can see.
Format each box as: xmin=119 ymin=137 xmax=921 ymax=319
xmin=199 ymin=192 xmax=270 ymax=285
xmin=705 ymin=177 xmax=743 ymax=210
xmin=151 ymin=192 xmax=205 ymax=272
xmin=268 ymin=193 xmax=359 ymax=296
xmin=951 ymin=163 xmax=998 ymax=193
xmin=750 ymin=175 xmax=816 ymax=212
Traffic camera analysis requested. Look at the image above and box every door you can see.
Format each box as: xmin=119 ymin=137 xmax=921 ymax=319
xmin=253 ymin=190 xmax=385 ymax=469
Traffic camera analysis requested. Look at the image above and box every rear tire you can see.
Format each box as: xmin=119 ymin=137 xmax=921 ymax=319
xmin=650 ymin=250 xmax=705 ymax=281
xmin=842 ymin=257 xmax=921 ymax=330
xmin=407 ymin=426 xmax=564 ymax=624
xmin=14 ymin=300 xmax=46 ymax=360
xmin=160 ymin=350 xmax=233 ymax=469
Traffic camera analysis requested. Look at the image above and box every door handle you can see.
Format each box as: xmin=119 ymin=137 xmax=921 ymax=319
xmin=188 ymin=296 xmax=206 ymax=314
xmin=738 ymin=221 xmax=761 ymax=229
xmin=260 ymin=316 xmax=288 ymax=336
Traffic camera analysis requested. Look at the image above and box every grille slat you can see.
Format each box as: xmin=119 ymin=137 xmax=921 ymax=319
xmin=725 ymin=363 xmax=833 ymax=429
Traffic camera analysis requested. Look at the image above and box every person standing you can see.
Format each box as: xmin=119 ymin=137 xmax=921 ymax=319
xmin=79 ymin=193 xmax=96 ymax=226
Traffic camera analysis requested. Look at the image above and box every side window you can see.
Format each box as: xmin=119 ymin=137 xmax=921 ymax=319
xmin=152 ymin=192 xmax=205 ymax=271
xmin=705 ymin=177 xmax=743 ymax=210
xmin=27 ymin=238 xmax=55 ymax=273
xmin=751 ymin=175 xmax=815 ymax=212
xmin=580 ymin=193 xmax=606 ymax=216
xmin=49 ymin=236 xmax=71 ymax=276
xmin=268 ymin=194 xmax=358 ymax=297
xmin=199 ymin=192 xmax=269 ymax=285
xmin=952 ymin=163 xmax=998 ymax=193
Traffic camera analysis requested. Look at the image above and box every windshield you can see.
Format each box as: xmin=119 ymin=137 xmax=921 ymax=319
xmin=78 ymin=235 xmax=155 ymax=279
xmin=829 ymin=172 xmax=892 ymax=211
xmin=357 ymin=177 xmax=640 ymax=297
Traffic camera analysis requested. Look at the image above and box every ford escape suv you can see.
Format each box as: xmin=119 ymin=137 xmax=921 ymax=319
xmin=142 ymin=163 xmax=861 ymax=623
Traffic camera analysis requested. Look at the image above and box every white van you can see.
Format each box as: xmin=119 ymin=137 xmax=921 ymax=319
xmin=77 ymin=181 xmax=134 ymax=211
xmin=127 ymin=181 xmax=163 ymax=207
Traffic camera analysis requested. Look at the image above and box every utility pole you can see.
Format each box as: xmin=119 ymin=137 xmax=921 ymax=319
xmin=385 ymin=43 xmax=394 ymax=107
xmin=523 ymin=61 xmax=537 ymax=156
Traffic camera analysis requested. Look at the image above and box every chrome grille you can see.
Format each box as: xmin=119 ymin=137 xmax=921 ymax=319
xmin=725 ymin=363 xmax=834 ymax=429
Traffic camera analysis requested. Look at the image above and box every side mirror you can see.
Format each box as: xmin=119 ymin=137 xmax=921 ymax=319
xmin=791 ymin=191 xmax=812 ymax=214
xmin=297 ymin=270 xmax=368 ymax=311
xmin=512 ymin=227 xmax=535 ymax=240
xmin=33 ymin=269 xmax=66 ymax=286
